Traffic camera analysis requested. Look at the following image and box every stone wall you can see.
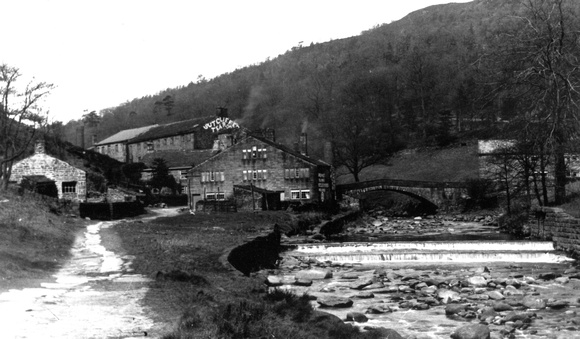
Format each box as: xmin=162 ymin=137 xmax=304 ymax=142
xmin=529 ymin=207 xmax=580 ymax=254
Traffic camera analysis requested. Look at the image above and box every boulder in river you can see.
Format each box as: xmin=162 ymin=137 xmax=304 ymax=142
xmin=317 ymin=296 xmax=353 ymax=308
xmin=346 ymin=312 xmax=368 ymax=323
xmin=450 ymin=324 xmax=491 ymax=339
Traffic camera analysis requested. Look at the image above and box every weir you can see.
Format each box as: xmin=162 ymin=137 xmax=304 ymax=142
xmin=287 ymin=241 xmax=574 ymax=264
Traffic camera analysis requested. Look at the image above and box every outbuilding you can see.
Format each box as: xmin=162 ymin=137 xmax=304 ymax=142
xmin=11 ymin=140 xmax=87 ymax=201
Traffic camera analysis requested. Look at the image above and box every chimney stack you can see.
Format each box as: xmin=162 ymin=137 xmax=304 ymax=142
xmin=299 ymin=133 xmax=308 ymax=155
xmin=216 ymin=107 xmax=228 ymax=118
xmin=324 ymin=141 xmax=333 ymax=165
xmin=35 ymin=139 xmax=46 ymax=154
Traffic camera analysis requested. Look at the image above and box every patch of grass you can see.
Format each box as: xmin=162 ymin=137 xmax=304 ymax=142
xmin=116 ymin=211 xmax=379 ymax=339
xmin=336 ymin=144 xmax=479 ymax=185
xmin=0 ymin=188 xmax=81 ymax=288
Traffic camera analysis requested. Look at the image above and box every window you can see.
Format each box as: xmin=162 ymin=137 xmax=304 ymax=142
xmin=180 ymin=170 xmax=188 ymax=180
xmin=206 ymin=192 xmax=225 ymax=200
xmin=243 ymin=170 xmax=267 ymax=181
xmin=285 ymin=168 xmax=310 ymax=180
xmin=243 ymin=146 xmax=267 ymax=160
xmin=201 ymin=171 xmax=224 ymax=183
xmin=62 ymin=182 xmax=77 ymax=194
xmin=290 ymin=189 xmax=310 ymax=200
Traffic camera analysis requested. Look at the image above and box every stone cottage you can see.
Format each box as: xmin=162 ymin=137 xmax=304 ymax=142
xmin=11 ymin=140 xmax=87 ymax=201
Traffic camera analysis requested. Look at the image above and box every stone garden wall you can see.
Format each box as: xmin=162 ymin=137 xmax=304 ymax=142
xmin=529 ymin=207 xmax=580 ymax=255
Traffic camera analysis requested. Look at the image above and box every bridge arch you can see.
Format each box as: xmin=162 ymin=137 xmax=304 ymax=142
xmin=336 ymin=179 xmax=467 ymax=211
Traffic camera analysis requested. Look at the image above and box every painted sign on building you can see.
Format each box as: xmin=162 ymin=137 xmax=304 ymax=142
xmin=203 ymin=117 xmax=240 ymax=133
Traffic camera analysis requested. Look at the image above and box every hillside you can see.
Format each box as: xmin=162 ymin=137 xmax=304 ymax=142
xmin=336 ymin=142 xmax=480 ymax=185
xmin=64 ymin=0 xmax=525 ymax=152
xmin=0 ymin=188 xmax=83 ymax=288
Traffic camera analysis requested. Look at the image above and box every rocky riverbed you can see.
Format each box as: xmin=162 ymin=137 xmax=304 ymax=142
xmin=261 ymin=215 xmax=580 ymax=339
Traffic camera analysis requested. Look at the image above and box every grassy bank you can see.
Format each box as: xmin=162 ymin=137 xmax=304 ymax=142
xmin=114 ymin=210 xmax=382 ymax=339
xmin=0 ymin=189 xmax=82 ymax=290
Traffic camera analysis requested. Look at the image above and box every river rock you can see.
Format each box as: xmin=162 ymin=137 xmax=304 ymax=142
xmin=450 ymin=324 xmax=491 ymax=339
xmin=538 ymin=272 xmax=558 ymax=280
xmin=364 ymin=282 xmax=385 ymax=290
xmin=421 ymin=285 xmax=438 ymax=294
xmin=349 ymin=279 xmax=373 ymax=290
xmin=265 ymin=275 xmax=283 ymax=286
xmin=522 ymin=296 xmax=546 ymax=310
xmin=374 ymin=285 xmax=399 ymax=293
xmin=468 ymin=276 xmax=488 ymax=287
xmin=294 ymin=278 xmax=313 ymax=286
xmin=486 ymin=290 xmax=504 ymax=300
xmin=503 ymin=289 xmax=525 ymax=296
xmin=555 ymin=276 xmax=570 ymax=284
xmin=445 ymin=304 xmax=467 ymax=315
xmin=479 ymin=307 xmax=497 ymax=320
xmin=346 ymin=312 xmax=368 ymax=322
xmin=317 ymin=296 xmax=353 ymax=308
xmin=492 ymin=301 xmax=513 ymax=312
xmin=438 ymin=289 xmax=461 ymax=303
xmin=296 ymin=269 xmax=332 ymax=280
xmin=308 ymin=310 xmax=344 ymax=331
xmin=504 ymin=311 xmax=534 ymax=322
xmin=546 ymin=299 xmax=569 ymax=309
xmin=366 ymin=305 xmax=393 ymax=314
xmin=505 ymin=278 xmax=521 ymax=288
xmin=354 ymin=292 xmax=375 ymax=299
xmin=341 ymin=272 xmax=360 ymax=280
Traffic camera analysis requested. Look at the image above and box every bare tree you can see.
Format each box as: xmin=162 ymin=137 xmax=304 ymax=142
xmin=484 ymin=0 xmax=580 ymax=204
xmin=0 ymin=64 xmax=54 ymax=189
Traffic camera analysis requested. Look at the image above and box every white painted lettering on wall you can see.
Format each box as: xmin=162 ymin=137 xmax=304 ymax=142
xmin=203 ymin=117 xmax=240 ymax=133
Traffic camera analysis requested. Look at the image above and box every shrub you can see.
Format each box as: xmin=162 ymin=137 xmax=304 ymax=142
xmin=463 ymin=178 xmax=497 ymax=210
xmin=265 ymin=289 xmax=313 ymax=323
xmin=498 ymin=203 xmax=530 ymax=237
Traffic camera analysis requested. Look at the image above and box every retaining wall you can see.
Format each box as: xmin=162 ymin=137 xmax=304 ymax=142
xmin=529 ymin=207 xmax=580 ymax=254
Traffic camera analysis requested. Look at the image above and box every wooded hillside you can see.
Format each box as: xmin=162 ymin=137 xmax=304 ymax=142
xmin=59 ymin=0 xmax=580 ymax=190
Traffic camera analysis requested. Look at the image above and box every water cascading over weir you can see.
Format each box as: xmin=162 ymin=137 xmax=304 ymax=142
xmin=285 ymin=240 xmax=573 ymax=265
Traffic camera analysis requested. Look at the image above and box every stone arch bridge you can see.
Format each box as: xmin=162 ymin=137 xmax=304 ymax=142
xmin=336 ymin=179 xmax=468 ymax=210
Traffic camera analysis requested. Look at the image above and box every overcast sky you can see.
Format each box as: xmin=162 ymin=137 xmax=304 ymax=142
xmin=1 ymin=0 xmax=472 ymax=123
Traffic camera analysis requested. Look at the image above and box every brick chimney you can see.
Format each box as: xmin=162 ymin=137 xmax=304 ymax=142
xmin=35 ymin=139 xmax=46 ymax=154
xmin=324 ymin=141 xmax=333 ymax=165
xmin=216 ymin=107 xmax=228 ymax=118
xmin=299 ymin=133 xmax=308 ymax=155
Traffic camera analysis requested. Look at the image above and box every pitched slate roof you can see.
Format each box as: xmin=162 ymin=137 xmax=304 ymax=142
xmin=192 ymin=132 xmax=330 ymax=170
xmin=95 ymin=125 xmax=157 ymax=146
xmin=140 ymin=149 xmax=214 ymax=169
xmin=249 ymin=134 xmax=330 ymax=167
xmin=129 ymin=116 xmax=215 ymax=144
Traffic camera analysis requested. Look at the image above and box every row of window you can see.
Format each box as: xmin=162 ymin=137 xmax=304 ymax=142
xmin=291 ymin=189 xmax=311 ymax=199
xmin=284 ymin=168 xmax=310 ymax=180
xmin=242 ymin=170 xmax=267 ymax=181
xmin=201 ymin=171 xmax=225 ymax=182
xmin=203 ymin=190 xmax=311 ymax=201
xmin=206 ymin=192 xmax=225 ymax=200
xmin=242 ymin=146 xmax=267 ymax=160
xmin=198 ymin=168 xmax=311 ymax=182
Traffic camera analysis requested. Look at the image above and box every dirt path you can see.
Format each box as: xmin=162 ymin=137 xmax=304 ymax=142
xmin=0 ymin=208 xmax=180 ymax=339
